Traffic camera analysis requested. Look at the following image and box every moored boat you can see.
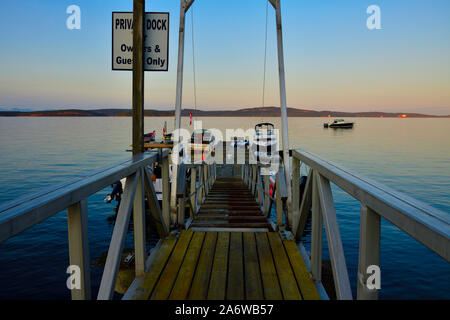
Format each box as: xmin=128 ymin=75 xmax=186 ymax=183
xmin=324 ymin=119 xmax=355 ymax=129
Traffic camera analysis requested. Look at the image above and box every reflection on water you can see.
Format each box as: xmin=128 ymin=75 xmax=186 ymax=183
xmin=0 ymin=117 xmax=449 ymax=299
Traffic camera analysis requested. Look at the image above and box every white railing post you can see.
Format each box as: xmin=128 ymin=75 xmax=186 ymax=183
xmin=190 ymin=167 xmax=197 ymax=216
xmin=316 ymin=173 xmax=353 ymax=300
xmin=252 ymin=165 xmax=257 ymax=195
xmin=310 ymin=172 xmax=323 ymax=282
xmin=67 ymin=199 xmax=91 ymax=300
xmin=358 ymin=204 xmax=381 ymax=300
xmin=263 ymin=175 xmax=271 ymax=217
xmin=291 ymin=157 xmax=300 ymax=230
xmin=98 ymin=172 xmax=138 ymax=300
xmin=275 ymin=171 xmax=283 ymax=228
xmin=197 ymin=165 xmax=204 ymax=206
xmin=294 ymin=169 xmax=313 ymax=240
xmin=143 ymin=167 xmax=168 ymax=237
xmin=161 ymin=155 xmax=171 ymax=230
xmin=133 ymin=168 xmax=146 ymax=278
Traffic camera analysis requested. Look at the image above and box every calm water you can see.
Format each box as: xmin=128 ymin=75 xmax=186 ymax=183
xmin=0 ymin=117 xmax=449 ymax=299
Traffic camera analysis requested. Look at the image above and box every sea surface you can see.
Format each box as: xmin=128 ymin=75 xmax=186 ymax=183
xmin=0 ymin=117 xmax=449 ymax=300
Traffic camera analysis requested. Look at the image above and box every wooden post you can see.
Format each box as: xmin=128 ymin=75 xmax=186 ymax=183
xmin=357 ymin=204 xmax=381 ymax=300
xmin=133 ymin=169 xmax=146 ymax=278
xmin=294 ymin=169 xmax=313 ymax=240
xmin=251 ymin=165 xmax=257 ymax=195
xmin=67 ymin=200 xmax=91 ymax=300
xmin=161 ymin=155 xmax=171 ymax=230
xmin=290 ymin=157 xmax=300 ymax=230
xmin=316 ymin=173 xmax=352 ymax=300
xmin=197 ymin=165 xmax=204 ymax=206
xmin=190 ymin=167 xmax=197 ymax=216
xmin=98 ymin=173 xmax=138 ymax=300
xmin=264 ymin=175 xmax=271 ymax=217
xmin=132 ymin=0 xmax=145 ymax=155
xmin=143 ymin=167 xmax=168 ymax=237
xmin=203 ymin=164 xmax=208 ymax=195
xmin=310 ymin=172 xmax=323 ymax=282
xmin=276 ymin=172 xmax=283 ymax=228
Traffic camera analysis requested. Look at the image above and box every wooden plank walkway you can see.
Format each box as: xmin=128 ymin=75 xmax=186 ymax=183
xmin=190 ymin=178 xmax=274 ymax=231
xmin=129 ymin=230 xmax=320 ymax=300
xmin=128 ymin=177 xmax=320 ymax=300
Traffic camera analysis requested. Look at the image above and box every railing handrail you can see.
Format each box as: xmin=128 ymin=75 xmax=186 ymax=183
xmin=0 ymin=150 xmax=168 ymax=243
xmin=292 ymin=148 xmax=450 ymax=262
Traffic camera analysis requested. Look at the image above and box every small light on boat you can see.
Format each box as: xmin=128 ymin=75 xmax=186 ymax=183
xmin=398 ymin=114 xmax=407 ymax=118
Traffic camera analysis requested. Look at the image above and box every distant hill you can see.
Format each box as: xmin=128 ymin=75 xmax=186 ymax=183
xmin=0 ymin=107 xmax=448 ymax=118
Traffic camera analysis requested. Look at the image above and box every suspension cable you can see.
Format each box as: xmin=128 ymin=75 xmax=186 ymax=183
xmin=191 ymin=5 xmax=198 ymax=121
xmin=262 ymin=0 xmax=269 ymax=110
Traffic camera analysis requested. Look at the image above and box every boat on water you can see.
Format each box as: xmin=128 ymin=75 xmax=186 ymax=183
xmin=251 ymin=123 xmax=278 ymax=163
xmin=324 ymin=119 xmax=355 ymax=129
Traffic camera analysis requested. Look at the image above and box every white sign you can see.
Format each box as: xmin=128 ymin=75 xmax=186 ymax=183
xmin=112 ymin=12 xmax=169 ymax=71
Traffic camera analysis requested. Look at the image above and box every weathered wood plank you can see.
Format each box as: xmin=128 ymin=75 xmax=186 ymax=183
xmin=227 ymin=232 xmax=244 ymax=300
xmin=189 ymin=232 xmax=218 ymax=300
xmin=283 ymin=240 xmax=321 ymax=300
xmin=243 ymin=232 xmax=264 ymax=300
xmin=151 ymin=230 xmax=194 ymax=300
xmin=130 ymin=237 xmax=177 ymax=300
xmin=169 ymin=232 xmax=206 ymax=300
xmin=255 ymin=233 xmax=282 ymax=300
xmin=207 ymin=232 xmax=230 ymax=300
xmin=267 ymin=232 xmax=302 ymax=300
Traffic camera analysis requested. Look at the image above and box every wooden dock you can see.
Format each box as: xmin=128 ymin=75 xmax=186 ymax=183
xmin=129 ymin=230 xmax=319 ymax=300
xmin=129 ymin=175 xmax=320 ymax=300
xmin=1 ymin=148 xmax=449 ymax=300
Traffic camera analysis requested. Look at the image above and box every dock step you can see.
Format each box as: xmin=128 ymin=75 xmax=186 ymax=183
xmin=193 ymin=177 xmax=272 ymax=231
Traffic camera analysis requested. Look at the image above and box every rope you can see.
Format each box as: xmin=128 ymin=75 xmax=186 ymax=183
xmin=191 ymin=5 xmax=198 ymax=121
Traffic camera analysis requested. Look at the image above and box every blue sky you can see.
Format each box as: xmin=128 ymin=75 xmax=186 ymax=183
xmin=0 ymin=0 xmax=449 ymax=114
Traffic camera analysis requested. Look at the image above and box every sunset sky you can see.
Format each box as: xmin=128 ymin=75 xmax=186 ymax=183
xmin=0 ymin=0 xmax=449 ymax=114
